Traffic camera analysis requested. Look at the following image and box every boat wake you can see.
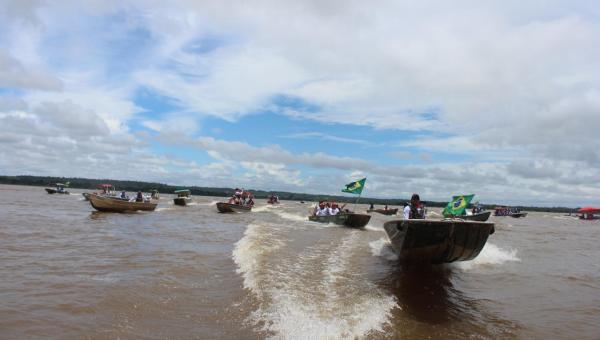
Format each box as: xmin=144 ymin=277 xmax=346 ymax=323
xmin=454 ymin=242 xmax=520 ymax=271
xmin=233 ymin=224 xmax=396 ymax=339
xmin=252 ymin=205 xmax=278 ymax=213
xmin=364 ymin=224 xmax=383 ymax=232
xmin=369 ymin=238 xmax=398 ymax=261
xmin=196 ymin=200 xmax=220 ymax=206
xmin=273 ymin=211 xmax=308 ymax=223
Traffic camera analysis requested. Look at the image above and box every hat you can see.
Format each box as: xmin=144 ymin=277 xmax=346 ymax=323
xmin=411 ymin=193 xmax=420 ymax=201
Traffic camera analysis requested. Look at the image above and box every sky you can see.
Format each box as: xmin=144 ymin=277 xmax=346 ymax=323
xmin=1 ymin=0 xmax=599 ymax=207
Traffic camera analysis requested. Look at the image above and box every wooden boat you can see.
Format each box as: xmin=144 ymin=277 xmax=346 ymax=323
xmin=88 ymin=194 xmax=158 ymax=212
xmin=510 ymin=212 xmax=528 ymax=218
xmin=367 ymin=208 xmax=398 ymax=215
xmin=383 ymin=219 xmax=495 ymax=264
xmin=462 ymin=211 xmax=491 ymax=221
xmin=216 ymin=202 xmax=252 ymax=213
xmin=308 ymin=212 xmax=371 ymax=228
xmin=173 ymin=189 xmax=192 ymax=206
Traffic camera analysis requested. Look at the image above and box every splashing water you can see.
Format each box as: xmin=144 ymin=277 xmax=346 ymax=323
xmin=455 ymin=242 xmax=520 ymax=271
xmin=369 ymin=238 xmax=399 ymax=261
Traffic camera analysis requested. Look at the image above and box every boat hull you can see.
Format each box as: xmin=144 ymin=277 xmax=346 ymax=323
xmin=462 ymin=211 xmax=491 ymax=222
xmin=367 ymin=208 xmax=398 ymax=215
xmin=383 ymin=219 xmax=494 ymax=264
xmin=308 ymin=212 xmax=371 ymax=228
xmin=510 ymin=212 xmax=528 ymax=218
xmin=89 ymin=194 xmax=157 ymax=212
xmin=45 ymin=188 xmax=69 ymax=194
xmin=82 ymin=192 xmax=91 ymax=200
xmin=173 ymin=197 xmax=192 ymax=206
xmin=216 ymin=202 xmax=252 ymax=213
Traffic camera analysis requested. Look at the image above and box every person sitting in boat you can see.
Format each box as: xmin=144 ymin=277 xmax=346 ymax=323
xmin=247 ymin=195 xmax=255 ymax=207
xmin=369 ymin=203 xmax=374 ymax=210
xmin=330 ymin=203 xmax=340 ymax=215
xmin=315 ymin=202 xmax=328 ymax=216
xmin=120 ymin=191 xmax=127 ymax=199
xmin=384 ymin=204 xmax=388 ymax=210
xmin=403 ymin=193 xmax=425 ymax=219
xmin=136 ymin=191 xmax=143 ymax=202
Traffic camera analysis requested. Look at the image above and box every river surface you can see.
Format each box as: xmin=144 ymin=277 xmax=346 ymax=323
xmin=1 ymin=184 xmax=599 ymax=339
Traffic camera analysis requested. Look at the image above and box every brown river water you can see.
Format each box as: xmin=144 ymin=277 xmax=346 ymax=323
xmin=1 ymin=184 xmax=599 ymax=339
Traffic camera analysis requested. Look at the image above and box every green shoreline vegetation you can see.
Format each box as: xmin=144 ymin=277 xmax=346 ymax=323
xmin=0 ymin=175 xmax=576 ymax=213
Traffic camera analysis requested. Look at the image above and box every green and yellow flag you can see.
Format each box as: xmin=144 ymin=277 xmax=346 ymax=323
xmin=442 ymin=194 xmax=475 ymax=217
xmin=342 ymin=178 xmax=366 ymax=195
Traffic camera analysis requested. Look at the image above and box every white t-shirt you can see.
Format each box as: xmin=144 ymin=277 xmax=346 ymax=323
xmin=330 ymin=208 xmax=340 ymax=215
xmin=403 ymin=205 xmax=411 ymax=219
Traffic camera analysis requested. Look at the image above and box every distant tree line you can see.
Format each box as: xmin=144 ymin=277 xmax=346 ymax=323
xmin=0 ymin=175 xmax=576 ymax=213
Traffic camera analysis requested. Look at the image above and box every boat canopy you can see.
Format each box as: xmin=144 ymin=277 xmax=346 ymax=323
xmin=578 ymin=206 xmax=600 ymax=213
xmin=55 ymin=183 xmax=65 ymax=186
xmin=98 ymin=184 xmax=114 ymax=188
xmin=174 ymin=189 xmax=190 ymax=194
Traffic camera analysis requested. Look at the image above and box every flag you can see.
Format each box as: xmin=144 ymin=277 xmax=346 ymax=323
xmin=442 ymin=194 xmax=475 ymax=217
xmin=342 ymin=178 xmax=366 ymax=195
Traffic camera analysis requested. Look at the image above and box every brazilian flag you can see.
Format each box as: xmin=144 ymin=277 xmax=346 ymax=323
xmin=342 ymin=178 xmax=366 ymax=195
xmin=442 ymin=194 xmax=475 ymax=217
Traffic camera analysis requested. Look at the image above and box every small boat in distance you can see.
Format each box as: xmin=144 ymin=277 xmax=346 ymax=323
xmin=510 ymin=212 xmax=528 ymax=218
xmin=308 ymin=211 xmax=371 ymax=228
xmin=578 ymin=206 xmax=600 ymax=220
xmin=383 ymin=219 xmax=495 ymax=264
xmin=367 ymin=208 xmax=398 ymax=215
xmin=173 ymin=189 xmax=192 ymax=206
xmin=217 ymin=189 xmax=254 ymax=213
xmin=45 ymin=183 xmax=69 ymax=194
xmin=88 ymin=193 xmax=158 ymax=212
xmin=267 ymin=194 xmax=280 ymax=204
xmin=216 ymin=202 xmax=252 ymax=213
xmin=461 ymin=211 xmax=492 ymax=221
xmin=494 ymin=206 xmax=526 ymax=217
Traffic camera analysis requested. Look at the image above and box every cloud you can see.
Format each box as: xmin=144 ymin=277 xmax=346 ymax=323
xmin=281 ymin=132 xmax=375 ymax=146
xmin=1 ymin=0 xmax=600 ymax=206
xmin=0 ymin=50 xmax=63 ymax=91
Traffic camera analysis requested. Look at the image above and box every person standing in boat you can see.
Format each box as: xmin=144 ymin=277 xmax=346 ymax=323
xmin=403 ymin=193 xmax=425 ymax=219
xmin=136 ymin=191 xmax=143 ymax=202
xmin=369 ymin=203 xmax=374 ymax=210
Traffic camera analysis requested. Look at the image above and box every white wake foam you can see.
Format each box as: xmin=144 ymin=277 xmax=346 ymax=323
xmin=364 ymin=224 xmax=383 ymax=232
xmin=274 ymin=211 xmax=308 ymax=223
xmin=232 ymin=222 xmax=286 ymax=290
xmin=252 ymin=205 xmax=278 ymax=213
xmin=455 ymin=242 xmax=520 ymax=271
xmin=369 ymin=238 xmax=398 ymax=261
xmin=234 ymin=227 xmax=396 ymax=339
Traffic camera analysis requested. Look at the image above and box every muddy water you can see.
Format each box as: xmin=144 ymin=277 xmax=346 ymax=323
xmin=1 ymin=184 xmax=599 ymax=339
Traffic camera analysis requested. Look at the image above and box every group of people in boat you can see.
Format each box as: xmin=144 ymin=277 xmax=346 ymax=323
xmin=117 ymin=190 xmax=159 ymax=202
xmin=494 ymin=206 xmax=520 ymax=216
xmin=369 ymin=203 xmax=391 ymax=210
xmin=267 ymin=194 xmax=279 ymax=204
xmin=313 ymin=201 xmax=344 ymax=216
xmin=228 ymin=188 xmax=255 ymax=207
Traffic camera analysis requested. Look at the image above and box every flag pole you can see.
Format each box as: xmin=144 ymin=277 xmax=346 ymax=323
xmin=353 ymin=193 xmax=361 ymax=212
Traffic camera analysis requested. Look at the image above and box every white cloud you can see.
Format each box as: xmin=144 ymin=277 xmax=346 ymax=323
xmin=1 ymin=0 xmax=600 ymax=206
